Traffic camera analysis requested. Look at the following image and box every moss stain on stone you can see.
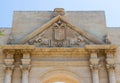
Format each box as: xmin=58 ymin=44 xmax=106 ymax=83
xmin=0 ymin=31 xmax=4 ymax=36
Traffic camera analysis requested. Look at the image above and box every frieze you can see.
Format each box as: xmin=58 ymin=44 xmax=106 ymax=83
xmin=31 ymin=61 xmax=89 ymax=66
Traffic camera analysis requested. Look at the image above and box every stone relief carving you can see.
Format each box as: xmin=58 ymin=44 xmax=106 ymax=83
xmin=70 ymin=34 xmax=90 ymax=46
xmin=104 ymin=34 xmax=111 ymax=44
xmin=26 ymin=20 xmax=92 ymax=47
xmin=53 ymin=20 xmax=66 ymax=41
xmin=53 ymin=8 xmax=65 ymax=16
xmin=7 ymin=33 xmax=15 ymax=44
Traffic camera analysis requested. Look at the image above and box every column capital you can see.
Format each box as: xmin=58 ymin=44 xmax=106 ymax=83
xmin=106 ymin=64 xmax=115 ymax=70
xmin=90 ymin=58 xmax=99 ymax=64
xmin=4 ymin=49 xmax=15 ymax=59
xmin=106 ymin=58 xmax=115 ymax=64
xmin=22 ymin=49 xmax=31 ymax=59
xmin=5 ymin=66 xmax=14 ymax=70
xmin=90 ymin=64 xmax=101 ymax=70
xmin=20 ymin=65 xmax=31 ymax=71
xmin=4 ymin=59 xmax=14 ymax=66
xmin=21 ymin=59 xmax=31 ymax=65
xmin=87 ymin=49 xmax=99 ymax=59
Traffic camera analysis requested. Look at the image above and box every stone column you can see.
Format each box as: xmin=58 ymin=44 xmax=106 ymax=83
xmin=12 ymin=50 xmax=22 ymax=83
xmin=21 ymin=50 xmax=31 ymax=83
xmin=90 ymin=64 xmax=100 ymax=83
xmin=106 ymin=64 xmax=116 ymax=83
xmin=106 ymin=50 xmax=116 ymax=83
xmin=4 ymin=59 xmax=14 ymax=83
xmin=89 ymin=50 xmax=100 ymax=83
xmin=4 ymin=67 xmax=13 ymax=83
xmin=21 ymin=66 xmax=30 ymax=83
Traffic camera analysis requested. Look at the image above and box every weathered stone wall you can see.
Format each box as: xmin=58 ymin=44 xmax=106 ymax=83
xmin=0 ymin=28 xmax=11 ymax=45
xmin=107 ymin=27 xmax=120 ymax=45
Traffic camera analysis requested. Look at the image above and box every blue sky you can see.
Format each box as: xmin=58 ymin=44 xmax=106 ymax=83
xmin=0 ymin=0 xmax=120 ymax=27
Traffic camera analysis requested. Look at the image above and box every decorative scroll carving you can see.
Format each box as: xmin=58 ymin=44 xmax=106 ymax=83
xmin=70 ymin=35 xmax=90 ymax=47
xmin=106 ymin=64 xmax=115 ymax=70
xmin=90 ymin=64 xmax=101 ymax=70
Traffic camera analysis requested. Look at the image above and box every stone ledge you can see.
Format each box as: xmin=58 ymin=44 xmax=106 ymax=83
xmin=85 ymin=45 xmax=117 ymax=50
xmin=1 ymin=45 xmax=35 ymax=49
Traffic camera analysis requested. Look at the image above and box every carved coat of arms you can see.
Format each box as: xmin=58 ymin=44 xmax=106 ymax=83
xmin=53 ymin=20 xmax=66 ymax=41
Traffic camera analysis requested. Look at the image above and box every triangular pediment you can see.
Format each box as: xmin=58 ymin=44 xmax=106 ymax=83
xmin=19 ymin=15 xmax=104 ymax=47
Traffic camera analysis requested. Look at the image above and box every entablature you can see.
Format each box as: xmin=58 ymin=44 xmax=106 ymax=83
xmin=1 ymin=44 xmax=117 ymax=56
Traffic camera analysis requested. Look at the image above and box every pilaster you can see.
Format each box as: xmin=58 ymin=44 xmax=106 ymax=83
xmin=105 ymin=50 xmax=116 ymax=83
xmin=89 ymin=50 xmax=100 ymax=83
xmin=4 ymin=50 xmax=14 ymax=83
xmin=20 ymin=50 xmax=31 ymax=83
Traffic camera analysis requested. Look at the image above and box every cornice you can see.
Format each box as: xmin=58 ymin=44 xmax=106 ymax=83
xmin=1 ymin=45 xmax=35 ymax=50
xmin=85 ymin=45 xmax=117 ymax=50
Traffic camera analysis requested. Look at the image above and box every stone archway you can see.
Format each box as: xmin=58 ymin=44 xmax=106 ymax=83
xmin=42 ymin=74 xmax=80 ymax=83
xmin=40 ymin=68 xmax=83 ymax=83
